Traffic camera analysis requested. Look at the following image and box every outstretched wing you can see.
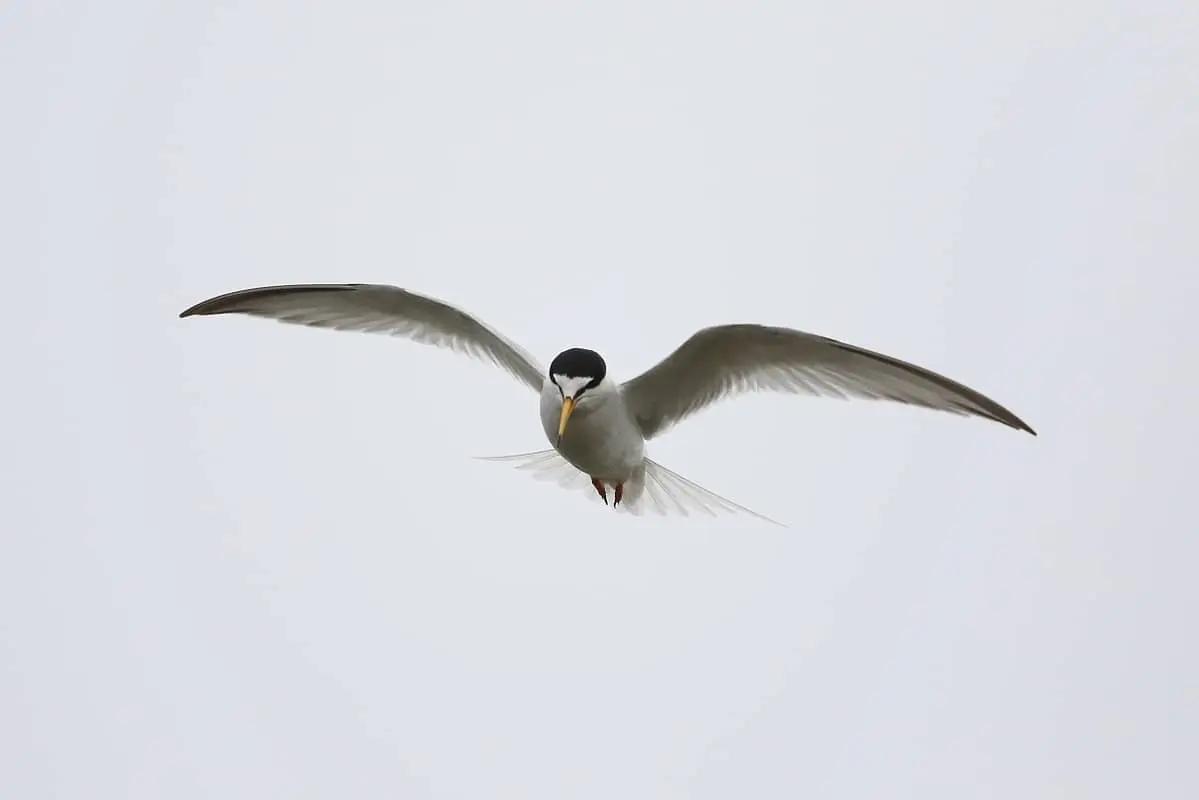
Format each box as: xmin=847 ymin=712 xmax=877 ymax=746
xmin=621 ymin=324 xmax=1035 ymax=439
xmin=180 ymin=283 xmax=545 ymax=391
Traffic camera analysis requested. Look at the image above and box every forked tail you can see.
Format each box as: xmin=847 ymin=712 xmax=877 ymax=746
xmin=475 ymin=450 xmax=782 ymax=526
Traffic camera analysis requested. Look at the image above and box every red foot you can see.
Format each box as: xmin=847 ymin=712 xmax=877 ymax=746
xmin=590 ymin=479 xmax=625 ymax=509
xmin=590 ymin=477 xmax=608 ymax=505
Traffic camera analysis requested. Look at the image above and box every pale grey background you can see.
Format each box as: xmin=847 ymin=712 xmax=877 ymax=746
xmin=2 ymin=1 xmax=1196 ymax=798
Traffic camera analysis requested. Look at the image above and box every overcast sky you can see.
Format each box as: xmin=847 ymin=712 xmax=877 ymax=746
xmin=3 ymin=1 xmax=1197 ymax=798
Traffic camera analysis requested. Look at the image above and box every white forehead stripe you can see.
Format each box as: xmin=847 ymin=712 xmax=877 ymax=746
xmin=554 ymin=375 xmax=593 ymax=397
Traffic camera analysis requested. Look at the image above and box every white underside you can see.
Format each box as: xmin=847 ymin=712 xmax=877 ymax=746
xmin=538 ymin=380 xmax=645 ymax=481
xmin=472 ymin=382 xmax=780 ymax=523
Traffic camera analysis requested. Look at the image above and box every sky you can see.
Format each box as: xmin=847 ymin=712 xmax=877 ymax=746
xmin=2 ymin=1 xmax=1197 ymax=798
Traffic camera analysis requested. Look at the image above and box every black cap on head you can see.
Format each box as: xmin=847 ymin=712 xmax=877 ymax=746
xmin=549 ymin=347 xmax=606 ymax=390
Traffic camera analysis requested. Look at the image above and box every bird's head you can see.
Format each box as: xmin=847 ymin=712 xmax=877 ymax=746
xmin=548 ymin=347 xmax=609 ymax=441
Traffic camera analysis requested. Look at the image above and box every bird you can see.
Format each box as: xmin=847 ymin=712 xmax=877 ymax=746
xmin=179 ymin=283 xmax=1035 ymax=523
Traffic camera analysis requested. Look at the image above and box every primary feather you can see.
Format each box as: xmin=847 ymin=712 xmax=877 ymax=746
xmin=180 ymin=283 xmax=545 ymax=391
xmin=621 ymin=324 xmax=1035 ymax=439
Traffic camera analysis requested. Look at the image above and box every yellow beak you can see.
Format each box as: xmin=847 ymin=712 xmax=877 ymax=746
xmin=557 ymin=396 xmax=576 ymax=441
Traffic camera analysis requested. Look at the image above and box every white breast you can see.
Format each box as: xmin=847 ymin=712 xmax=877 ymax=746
xmin=539 ymin=380 xmax=645 ymax=482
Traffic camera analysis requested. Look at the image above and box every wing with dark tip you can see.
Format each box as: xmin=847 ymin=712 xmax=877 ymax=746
xmin=180 ymin=283 xmax=545 ymax=391
xmin=620 ymin=324 xmax=1035 ymax=439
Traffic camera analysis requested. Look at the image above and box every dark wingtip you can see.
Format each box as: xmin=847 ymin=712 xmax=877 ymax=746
xmin=178 ymin=284 xmax=361 ymax=320
xmin=1008 ymin=414 xmax=1037 ymax=437
xmin=1007 ymin=418 xmax=1037 ymax=436
xmin=978 ymin=408 xmax=1036 ymax=437
xmin=178 ymin=293 xmax=239 ymax=319
xmin=178 ymin=297 xmax=231 ymax=318
xmin=993 ymin=413 xmax=1036 ymax=437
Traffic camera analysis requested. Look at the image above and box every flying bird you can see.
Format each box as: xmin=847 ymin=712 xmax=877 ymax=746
xmin=180 ymin=283 xmax=1034 ymax=523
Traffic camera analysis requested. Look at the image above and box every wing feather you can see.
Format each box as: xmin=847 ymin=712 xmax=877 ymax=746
xmin=180 ymin=283 xmax=545 ymax=391
xmin=621 ymin=324 xmax=1035 ymax=439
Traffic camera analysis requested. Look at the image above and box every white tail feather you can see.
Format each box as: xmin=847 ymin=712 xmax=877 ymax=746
xmin=473 ymin=449 xmax=608 ymax=507
xmin=475 ymin=450 xmax=782 ymax=525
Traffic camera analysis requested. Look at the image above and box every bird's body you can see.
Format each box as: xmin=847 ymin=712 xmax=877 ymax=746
xmin=180 ymin=283 xmax=1035 ymax=523
xmin=539 ymin=376 xmax=642 ymax=484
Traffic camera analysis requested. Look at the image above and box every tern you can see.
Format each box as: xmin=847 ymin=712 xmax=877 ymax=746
xmin=180 ymin=283 xmax=1034 ymax=522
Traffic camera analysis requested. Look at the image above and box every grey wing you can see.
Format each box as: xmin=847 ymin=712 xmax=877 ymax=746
xmin=180 ymin=283 xmax=545 ymax=391
xmin=620 ymin=324 xmax=1036 ymax=439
